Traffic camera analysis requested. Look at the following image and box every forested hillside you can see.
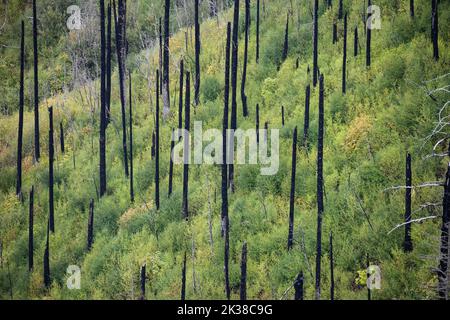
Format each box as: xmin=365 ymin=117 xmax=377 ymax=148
xmin=0 ymin=0 xmax=449 ymax=300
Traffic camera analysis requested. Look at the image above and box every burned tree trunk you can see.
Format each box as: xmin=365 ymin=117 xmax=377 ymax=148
xmin=87 ymin=199 xmax=94 ymax=251
xmin=330 ymin=232 xmax=335 ymax=300
xmin=438 ymin=164 xmax=449 ymax=300
xmin=194 ymin=0 xmax=201 ymax=106
xmin=354 ymin=27 xmax=359 ymax=57
xmin=432 ymin=0 xmax=439 ymax=61
xmin=151 ymin=131 xmax=156 ymax=159
xmin=332 ymin=23 xmax=337 ymax=44
xmin=114 ymin=0 xmax=129 ymax=177
xmin=240 ymin=242 xmax=247 ymax=300
xmin=43 ymin=219 xmax=50 ymax=288
xmin=33 ymin=0 xmax=40 ymax=162
xmin=256 ymin=104 xmax=260 ymax=146
xmin=229 ymin=0 xmax=240 ymax=192
xmin=241 ymin=0 xmax=250 ymax=118
xmin=178 ymin=60 xmax=184 ymax=135
xmin=210 ymin=0 xmax=217 ymax=17
xmin=106 ymin=3 xmax=112 ymax=125
xmin=59 ymin=122 xmax=65 ymax=154
xmin=163 ymin=0 xmax=171 ymax=116
xmin=181 ymin=252 xmax=187 ymax=300
xmin=129 ymin=72 xmax=134 ymax=203
xmin=294 ymin=272 xmax=304 ymax=300
xmin=287 ymin=127 xmax=298 ymax=250
xmin=159 ymin=18 xmax=163 ymax=94
xmin=281 ymin=106 xmax=285 ymax=127
xmin=182 ymin=72 xmax=191 ymax=220
xmin=410 ymin=0 xmax=414 ymax=18
xmin=256 ymin=0 xmax=260 ymax=63
xmin=403 ymin=153 xmax=413 ymax=252
xmin=155 ymin=70 xmax=160 ymax=210
xmin=338 ymin=0 xmax=343 ymax=19
xmin=366 ymin=0 xmax=372 ymax=68
xmin=313 ymin=0 xmax=319 ymax=87
xmin=282 ymin=13 xmax=289 ymax=62
xmin=342 ymin=13 xmax=347 ymax=95
xmin=29 ymin=186 xmax=34 ymax=271
xmin=315 ymin=74 xmax=324 ymax=300
xmin=224 ymin=208 xmax=230 ymax=300
xmin=222 ymin=23 xmax=231 ymax=238
xmin=48 ymin=106 xmax=55 ymax=233
xmin=140 ymin=264 xmax=146 ymax=300
xmin=100 ymin=0 xmax=107 ymax=198
xmin=168 ymin=130 xmax=175 ymax=197
xmin=303 ymin=84 xmax=310 ymax=148
xmin=16 ymin=21 xmax=25 ymax=196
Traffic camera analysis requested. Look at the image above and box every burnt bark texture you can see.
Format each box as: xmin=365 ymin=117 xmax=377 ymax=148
xmin=106 ymin=3 xmax=112 ymax=125
xmin=330 ymin=232 xmax=335 ymax=300
xmin=168 ymin=130 xmax=175 ymax=197
xmin=332 ymin=23 xmax=337 ymax=44
xmin=155 ymin=70 xmax=160 ymax=209
xmin=338 ymin=0 xmax=343 ymax=19
xmin=403 ymin=153 xmax=413 ymax=252
xmin=410 ymin=0 xmax=414 ymax=18
xmin=431 ymin=0 xmax=439 ymax=61
xmin=182 ymin=72 xmax=191 ymax=220
xmin=140 ymin=264 xmax=146 ymax=300
xmin=282 ymin=13 xmax=289 ymax=62
xmin=303 ymin=85 xmax=310 ymax=148
xmin=256 ymin=0 xmax=260 ymax=63
xmin=59 ymin=122 xmax=65 ymax=154
xmin=100 ymin=0 xmax=107 ymax=198
xmin=87 ymin=199 xmax=94 ymax=251
xmin=181 ymin=252 xmax=187 ymax=300
xmin=354 ymin=27 xmax=359 ymax=57
xmin=163 ymin=0 xmax=171 ymax=115
xmin=178 ymin=60 xmax=184 ymax=135
xmin=16 ymin=21 xmax=24 ymax=196
xmin=241 ymin=0 xmax=250 ymax=117
xmin=129 ymin=72 xmax=134 ymax=202
xmin=287 ymin=127 xmax=297 ymax=250
xmin=256 ymin=104 xmax=260 ymax=146
xmin=43 ymin=219 xmax=50 ymax=288
xmin=33 ymin=0 xmax=40 ymax=161
xmin=48 ymin=106 xmax=55 ymax=233
xmin=240 ymin=242 xmax=247 ymax=300
xmin=438 ymin=164 xmax=449 ymax=300
xmin=342 ymin=13 xmax=347 ymax=94
xmin=194 ymin=0 xmax=201 ymax=106
xmin=294 ymin=272 xmax=304 ymax=300
xmin=366 ymin=0 xmax=372 ymax=67
xmin=313 ymin=0 xmax=319 ymax=87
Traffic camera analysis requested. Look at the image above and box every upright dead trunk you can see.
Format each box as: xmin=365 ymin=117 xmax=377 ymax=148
xmin=438 ymin=163 xmax=449 ymax=300
xmin=178 ymin=60 xmax=184 ymax=135
xmin=431 ymin=0 xmax=439 ymax=61
xmin=140 ymin=264 xmax=146 ymax=300
xmin=114 ymin=0 xmax=129 ymax=177
xmin=366 ymin=0 xmax=372 ymax=68
xmin=342 ymin=13 xmax=347 ymax=94
xmin=338 ymin=0 xmax=343 ymax=19
xmin=59 ymin=122 xmax=65 ymax=154
xmin=256 ymin=0 xmax=260 ymax=63
xmin=315 ymin=74 xmax=324 ymax=300
xmin=327 ymin=0 xmax=332 ymax=9
xmin=33 ymin=0 xmax=40 ymax=162
xmin=151 ymin=131 xmax=155 ymax=159
xmin=294 ymin=272 xmax=304 ymax=300
xmin=354 ymin=27 xmax=359 ymax=57
xmin=43 ymin=219 xmax=50 ymax=288
xmin=194 ymin=0 xmax=201 ymax=106
xmin=313 ymin=0 xmax=319 ymax=87
xmin=303 ymin=84 xmax=310 ymax=148
xmin=224 ymin=205 xmax=230 ymax=300
xmin=282 ymin=13 xmax=289 ymax=62
xmin=281 ymin=106 xmax=285 ymax=127
xmin=256 ymin=104 xmax=260 ymax=146
xmin=163 ymin=0 xmax=171 ymax=116
xmin=287 ymin=127 xmax=298 ymax=250
xmin=48 ymin=106 xmax=55 ymax=233
xmin=222 ymin=23 xmax=231 ymax=237
xmin=241 ymin=0 xmax=250 ymax=117
xmin=155 ymin=70 xmax=160 ymax=210
xmin=181 ymin=252 xmax=187 ymax=300
xmin=330 ymin=232 xmax=335 ymax=300
xmin=100 ymin=0 xmax=107 ymax=198
xmin=106 ymin=3 xmax=112 ymax=125
xmin=87 ymin=199 xmax=94 ymax=251
xmin=210 ymin=0 xmax=217 ymax=17
xmin=16 ymin=21 xmax=24 ymax=196
xmin=159 ymin=17 xmax=163 ymax=94
xmin=229 ymin=0 xmax=240 ymax=192
xmin=168 ymin=130 xmax=175 ymax=197
xmin=240 ymin=242 xmax=247 ymax=300
xmin=332 ymin=23 xmax=337 ymax=44
xmin=29 ymin=186 xmax=34 ymax=272
xmin=129 ymin=72 xmax=134 ymax=203
xmin=403 ymin=153 xmax=413 ymax=252
xmin=410 ymin=0 xmax=414 ymax=18
xmin=182 ymin=72 xmax=191 ymax=220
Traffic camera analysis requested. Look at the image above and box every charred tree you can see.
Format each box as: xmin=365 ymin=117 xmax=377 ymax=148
xmin=16 ymin=21 xmax=25 ymax=196
xmin=366 ymin=0 xmax=372 ymax=67
xmin=229 ymin=0 xmax=240 ymax=192
xmin=87 ymin=199 xmax=94 ymax=251
xmin=282 ymin=13 xmax=289 ymax=62
xmin=100 ymin=0 xmax=107 ymax=198
xmin=29 ymin=186 xmax=34 ymax=271
xmin=294 ymin=272 xmax=304 ymax=300
xmin=224 ymin=205 xmax=230 ymax=300
xmin=354 ymin=27 xmax=359 ymax=57
xmin=129 ymin=72 xmax=134 ymax=203
xmin=33 ymin=0 xmax=40 ymax=161
xmin=256 ymin=0 xmax=260 ymax=63
xmin=303 ymin=85 xmax=310 ymax=148
xmin=241 ymin=0 xmax=250 ymax=117
xmin=315 ymin=74 xmax=324 ymax=300
xmin=338 ymin=0 xmax=343 ymax=19
xmin=287 ymin=127 xmax=298 ymax=250
xmin=438 ymin=164 xmax=449 ymax=300
xmin=194 ymin=0 xmax=201 ymax=106
xmin=313 ymin=0 xmax=319 ymax=87
xmin=410 ymin=0 xmax=414 ymax=18
xmin=432 ymin=0 xmax=439 ymax=61
xmin=43 ymin=219 xmax=50 ymax=288
xmin=59 ymin=122 xmax=65 ymax=154
xmin=330 ymin=232 xmax=335 ymax=300
xmin=256 ymin=104 xmax=260 ymax=146
xmin=168 ymin=130 xmax=175 ymax=197
xmin=403 ymin=153 xmax=413 ymax=252
xmin=240 ymin=242 xmax=247 ymax=300
xmin=151 ymin=131 xmax=156 ymax=159
xmin=48 ymin=106 xmax=55 ymax=233
xmin=163 ymin=0 xmax=171 ymax=115
xmin=155 ymin=70 xmax=160 ymax=210
xmin=332 ymin=23 xmax=337 ymax=44
xmin=140 ymin=264 xmax=146 ymax=300
xmin=106 ymin=3 xmax=112 ymax=125
xmin=182 ymin=72 xmax=191 ymax=220
xmin=281 ymin=106 xmax=285 ymax=127
xmin=178 ymin=60 xmax=184 ymax=136
xmin=181 ymin=252 xmax=187 ymax=300
xmin=342 ymin=13 xmax=347 ymax=94
xmin=159 ymin=17 xmax=163 ymax=94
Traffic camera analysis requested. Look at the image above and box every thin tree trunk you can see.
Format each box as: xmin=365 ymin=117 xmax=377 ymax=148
xmin=182 ymin=72 xmax=191 ymax=220
xmin=106 ymin=3 xmax=112 ymax=125
xmin=224 ymin=207 xmax=230 ymax=300
xmin=87 ymin=199 xmax=94 ymax=251
xmin=287 ymin=127 xmax=297 ymax=250
xmin=354 ymin=27 xmax=358 ymax=57
xmin=100 ymin=0 xmax=107 ymax=197
xmin=59 ymin=122 xmax=65 ymax=154
xmin=168 ymin=130 xmax=175 ymax=197
xmin=163 ymin=0 xmax=171 ymax=116
xmin=129 ymin=72 xmax=134 ymax=202
xmin=33 ymin=0 xmax=40 ymax=162
xmin=256 ymin=103 xmax=260 ymax=146
xmin=16 ymin=21 xmax=24 ymax=196
xmin=403 ymin=153 xmax=413 ymax=252
xmin=438 ymin=164 xmax=449 ymax=300
xmin=48 ymin=106 xmax=55 ymax=233
xmin=181 ymin=252 xmax=186 ymax=300
xmin=241 ymin=0 xmax=250 ymax=117
xmin=366 ymin=0 xmax=372 ymax=68
xmin=303 ymin=84 xmax=310 ymax=148
xmin=240 ymin=242 xmax=247 ymax=300
xmin=315 ymin=74 xmax=324 ymax=300
xmin=330 ymin=232 xmax=335 ymax=300
xmin=432 ymin=0 xmax=439 ymax=61
xmin=410 ymin=0 xmax=414 ymax=18
xmin=194 ymin=0 xmax=201 ymax=106
xmin=294 ymin=271 xmax=304 ymax=300
xmin=281 ymin=106 xmax=285 ymax=127
xmin=178 ymin=60 xmax=184 ymax=136
xmin=140 ymin=264 xmax=146 ymax=300
xmin=342 ymin=13 xmax=347 ymax=94
xmin=338 ymin=0 xmax=343 ymax=19
xmin=155 ymin=70 xmax=160 ymax=210
xmin=159 ymin=17 xmax=163 ymax=94
xmin=256 ymin=0 xmax=260 ymax=63
xmin=313 ymin=0 xmax=319 ymax=87
xmin=29 ymin=186 xmax=34 ymax=271
xmin=43 ymin=219 xmax=50 ymax=288
xmin=332 ymin=23 xmax=337 ymax=44
xmin=282 ymin=13 xmax=289 ymax=62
